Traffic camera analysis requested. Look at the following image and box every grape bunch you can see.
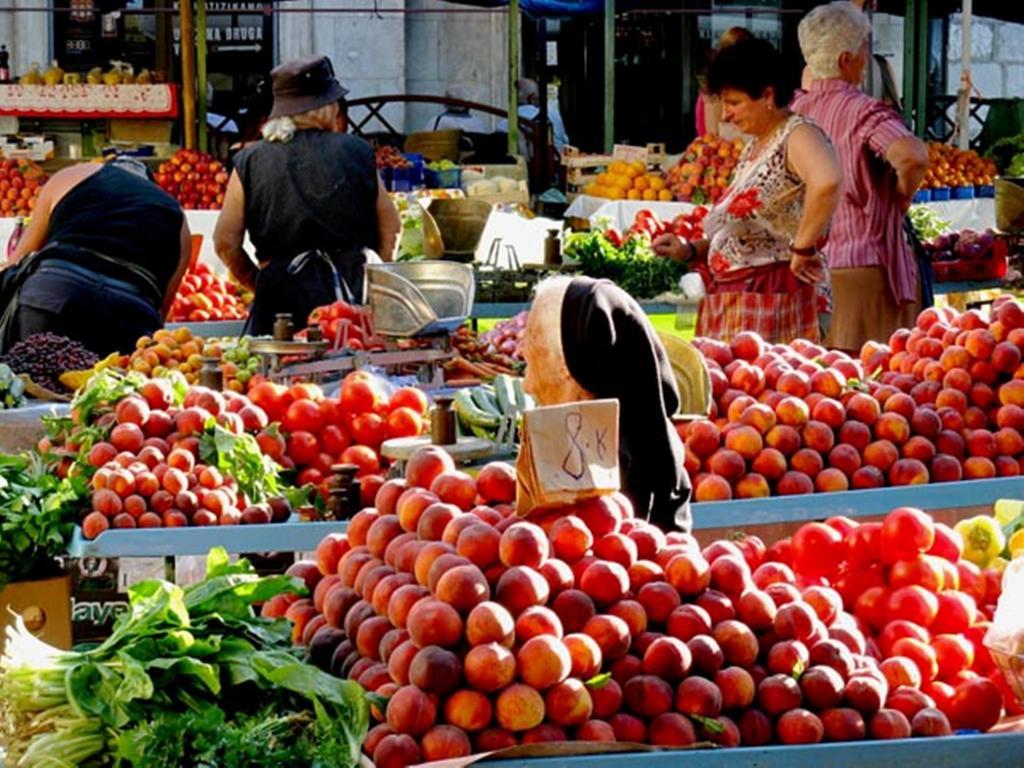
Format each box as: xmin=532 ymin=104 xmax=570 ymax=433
xmin=1 ymin=333 xmax=100 ymax=394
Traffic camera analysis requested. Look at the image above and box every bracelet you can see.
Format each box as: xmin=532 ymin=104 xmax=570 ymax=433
xmin=683 ymin=241 xmax=697 ymax=262
xmin=789 ymin=243 xmax=818 ymax=257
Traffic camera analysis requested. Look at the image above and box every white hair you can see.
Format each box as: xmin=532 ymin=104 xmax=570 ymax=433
xmin=798 ymin=2 xmax=872 ymax=81
xmin=261 ymin=103 xmax=340 ymax=143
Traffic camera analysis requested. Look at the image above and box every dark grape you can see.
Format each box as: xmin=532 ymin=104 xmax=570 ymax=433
xmin=1 ymin=333 xmax=100 ymax=394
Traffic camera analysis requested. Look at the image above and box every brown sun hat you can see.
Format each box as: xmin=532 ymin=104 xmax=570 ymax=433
xmin=268 ymin=55 xmax=349 ymax=119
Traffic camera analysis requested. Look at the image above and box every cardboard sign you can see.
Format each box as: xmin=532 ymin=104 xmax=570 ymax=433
xmin=516 ymin=399 xmax=620 ymax=516
xmin=612 ymin=144 xmax=648 ymax=166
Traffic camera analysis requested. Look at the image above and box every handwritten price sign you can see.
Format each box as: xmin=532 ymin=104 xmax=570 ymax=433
xmin=516 ymin=399 xmax=621 ymax=515
xmin=612 ymin=144 xmax=649 ymax=166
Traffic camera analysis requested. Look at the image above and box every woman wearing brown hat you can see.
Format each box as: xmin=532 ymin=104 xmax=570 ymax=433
xmin=214 ymin=55 xmax=401 ymax=334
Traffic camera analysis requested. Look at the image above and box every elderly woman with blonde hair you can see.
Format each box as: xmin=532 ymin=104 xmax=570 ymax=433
xmin=214 ymin=56 xmax=400 ymax=334
xmin=520 ymin=276 xmax=692 ymax=532
xmin=791 ymin=2 xmax=929 ymax=352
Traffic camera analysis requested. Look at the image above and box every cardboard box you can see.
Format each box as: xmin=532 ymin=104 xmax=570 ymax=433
xmin=0 ymin=574 xmax=72 ymax=650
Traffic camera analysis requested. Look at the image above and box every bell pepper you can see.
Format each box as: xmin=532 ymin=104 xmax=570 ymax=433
xmin=988 ymin=556 xmax=1009 ymax=574
xmin=1008 ymin=528 xmax=1024 ymax=560
xmin=955 ymin=515 xmax=1006 ymax=568
xmin=603 ymin=227 xmax=624 ymax=248
xmin=993 ymin=499 xmax=1024 ymax=527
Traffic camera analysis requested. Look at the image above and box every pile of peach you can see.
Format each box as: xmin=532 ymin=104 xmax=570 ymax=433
xmin=269 ymin=445 xmax=1013 ymax=768
xmin=686 ymin=297 xmax=1024 ymax=501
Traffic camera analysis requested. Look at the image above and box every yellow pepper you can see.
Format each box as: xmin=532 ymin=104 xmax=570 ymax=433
xmin=988 ymin=556 xmax=1009 ymax=574
xmin=993 ymin=499 xmax=1024 ymax=527
xmin=955 ymin=515 xmax=1006 ymax=568
xmin=1008 ymin=528 xmax=1024 ymax=560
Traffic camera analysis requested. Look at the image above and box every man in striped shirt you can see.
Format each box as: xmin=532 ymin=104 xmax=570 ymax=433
xmin=792 ymin=1 xmax=929 ymax=353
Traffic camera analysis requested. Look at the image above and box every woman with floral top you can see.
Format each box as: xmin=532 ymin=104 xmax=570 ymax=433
xmin=654 ymin=37 xmax=843 ymax=344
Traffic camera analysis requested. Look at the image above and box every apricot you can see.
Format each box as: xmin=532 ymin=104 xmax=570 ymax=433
xmin=495 ymin=683 xmax=545 ymax=732
xmin=406 ymin=598 xmax=463 ymax=648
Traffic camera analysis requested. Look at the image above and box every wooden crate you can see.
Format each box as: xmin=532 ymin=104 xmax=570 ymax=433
xmin=562 ymin=143 xmax=667 ymax=188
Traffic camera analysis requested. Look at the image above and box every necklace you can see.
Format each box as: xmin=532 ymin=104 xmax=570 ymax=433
xmin=749 ymin=112 xmax=791 ymax=160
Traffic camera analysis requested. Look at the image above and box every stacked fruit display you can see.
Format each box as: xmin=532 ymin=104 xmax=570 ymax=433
xmin=282 ymin=449 xmax=1015 ymax=765
xmin=167 ymin=262 xmax=251 ymax=322
xmin=684 ymin=297 xmax=1024 ymax=501
xmin=125 ymin=327 xmax=224 ymax=381
xmin=923 ymin=229 xmax=1005 ymax=283
xmin=478 ymin=312 xmax=527 ymax=364
xmin=246 ymin=372 xmax=430 ymax=500
xmin=664 ymin=135 xmax=744 ymax=205
xmin=924 ymin=143 xmax=996 ymax=190
xmin=376 ymin=146 xmax=413 ymax=170
xmin=583 ymin=161 xmax=673 ymax=202
xmin=1 ymin=332 xmax=99 ymax=394
xmin=154 ymin=149 xmax=229 ymax=210
xmin=0 ymin=158 xmax=46 ymax=217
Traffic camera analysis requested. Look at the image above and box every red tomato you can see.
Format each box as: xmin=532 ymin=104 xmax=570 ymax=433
xmin=318 ymin=398 xmax=344 ymax=428
xmin=386 ymin=407 xmax=425 ymax=439
xmin=824 ymin=516 xmax=859 ymax=538
xmin=926 ymin=523 xmax=964 ymax=563
xmin=956 ymin=561 xmax=986 ymax=605
xmin=286 ymin=431 xmax=320 ymax=466
xmin=351 ymin=412 xmax=387 ymax=449
xmin=886 ymin=585 xmax=939 ymax=627
xmin=289 ymin=382 xmax=323 ymax=402
xmin=844 ymin=522 xmax=882 ymax=566
xmin=249 ymin=381 xmax=288 ymax=422
xmin=889 ymin=554 xmax=945 ymax=592
xmin=340 ymin=445 xmax=380 ymax=477
xmin=932 ymin=634 xmax=974 ymax=679
xmin=320 ymin=424 xmax=351 ymax=457
xmin=880 ymin=507 xmax=935 ymax=564
xmin=389 ymin=386 xmax=429 ymax=417
xmin=948 ymin=678 xmax=1003 ymax=732
xmin=891 ymin=637 xmax=938 ymax=682
xmin=765 ymin=537 xmax=793 ymax=567
xmin=790 ymin=522 xmax=844 ymax=578
xmin=283 ymin=399 xmax=323 ymax=434
xmin=340 ymin=376 xmax=383 ymax=415
xmin=297 ymin=467 xmax=324 ymax=487
xmin=734 ymin=534 xmax=766 ymax=570
xmin=256 ymin=429 xmax=286 ymax=461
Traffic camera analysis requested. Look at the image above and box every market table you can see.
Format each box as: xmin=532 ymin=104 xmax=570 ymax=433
xmin=480 ymin=732 xmax=1024 ymax=768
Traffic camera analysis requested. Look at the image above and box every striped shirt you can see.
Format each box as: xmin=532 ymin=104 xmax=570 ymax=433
xmin=791 ymin=79 xmax=919 ymax=304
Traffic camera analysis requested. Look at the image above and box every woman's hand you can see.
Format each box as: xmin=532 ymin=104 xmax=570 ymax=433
xmin=790 ymin=252 xmax=826 ymax=285
xmin=652 ymin=234 xmax=687 ymax=261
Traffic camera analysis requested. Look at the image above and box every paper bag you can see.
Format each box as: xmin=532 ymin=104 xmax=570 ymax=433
xmin=516 ymin=399 xmax=620 ymax=517
xmin=984 ymin=558 xmax=1024 ymax=702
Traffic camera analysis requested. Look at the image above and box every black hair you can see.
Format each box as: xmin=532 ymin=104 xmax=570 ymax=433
xmin=707 ymin=36 xmax=794 ymax=108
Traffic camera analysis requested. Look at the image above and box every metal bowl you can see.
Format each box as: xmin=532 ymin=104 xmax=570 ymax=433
xmin=421 ymin=198 xmax=494 ymax=262
xmin=367 ymin=261 xmax=475 ymax=336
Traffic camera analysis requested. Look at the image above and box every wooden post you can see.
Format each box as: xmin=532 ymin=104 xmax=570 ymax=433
xmin=956 ymin=0 xmax=971 ymax=148
xmin=902 ymin=0 xmax=916 ymax=129
xmin=915 ymin=0 xmax=929 ymax=138
xmin=508 ymin=0 xmax=519 ymax=157
xmin=603 ymin=0 xmax=615 ymax=152
xmin=196 ymin=0 xmax=208 ymax=153
xmin=180 ymin=0 xmax=197 ymax=149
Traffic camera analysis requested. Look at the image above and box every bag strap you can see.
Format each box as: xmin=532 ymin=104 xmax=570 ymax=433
xmin=48 ymin=241 xmax=163 ymax=306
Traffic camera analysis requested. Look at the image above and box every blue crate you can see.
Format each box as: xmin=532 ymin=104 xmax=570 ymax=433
xmin=913 ymin=188 xmax=932 ymax=203
xmin=381 ymin=153 xmax=425 ymax=192
xmin=425 ymin=166 xmax=462 ymax=189
xmin=931 ymin=187 xmax=952 ymax=201
xmin=976 ymin=184 xmax=995 ymax=198
xmin=952 ymin=185 xmax=975 ymax=200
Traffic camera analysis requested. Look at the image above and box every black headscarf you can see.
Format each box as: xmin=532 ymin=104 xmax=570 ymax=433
xmin=560 ymin=277 xmax=692 ymax=532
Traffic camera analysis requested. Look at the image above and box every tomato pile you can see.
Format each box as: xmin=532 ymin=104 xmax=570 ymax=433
xmin=629 ymin=207 xmax=708 ymax=242
xmin=282 ymin=459 xmax=1017 ymax=765
xmin=686 ymin=297 xmax=1024 ymax=501
xmin=376 ymin=146 xmax=412 ymax=170
xmin=168 ymin=263 xmax=250 ymax=322
xmin=247 ymin=372 xmax=429 ymax=499
xmin=155 ymin=149 xmax=228 ymax=210
xmin=304 ymin=300 xmax=380 ymax=352
xmin=0 ymin=158 xmax=46 ymax=217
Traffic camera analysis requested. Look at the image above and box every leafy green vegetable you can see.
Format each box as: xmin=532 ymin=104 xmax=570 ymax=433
xmin=984 ymin=130 xmax=1024 ymax=175
xmin=908 ymin=205 xmax=951 ymax=242
xmin=200 ymin=424 xmax=282 ymax=505
xmin=0 ymin=452 xmax=88 ymax=589
xmin=564 ymin=230 xmax=685 ymax=299
xmin=1 ymin=547 xmax=368 ymax=767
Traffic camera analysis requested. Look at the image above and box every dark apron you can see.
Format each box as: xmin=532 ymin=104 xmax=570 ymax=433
xmin=247 ymin=248 xmax=368 ymax=336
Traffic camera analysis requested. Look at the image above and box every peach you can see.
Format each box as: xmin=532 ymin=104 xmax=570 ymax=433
xmin=845 ymin=393 xmax=880 ymax=426
xmin=386 ymin=685 xmax=437 ymax=736
xmin=632 ymin=582 xmax=679 ymax=625
xmin=608 ymin=599 xmax=647 ymax=637
xmin=455 ymin=524 xmax=501 ymax=569
xmin=521 ymin=724 xmax=567 ymax=744
xmin=406 ymin=445 xmax=455 ymax=489
xmin=409 ymin=645 xmax=462 ymax=695
xmin=427 ymin=553 xmax=471 ymax=593
xmin=384 ymin=583 xmax=427 ymax=628
xmin=516 ymin=635 xmax=572 ymax=690
xmin=435 ymin=564 xmax=490 ymax=613
xmin=577 ymin=719 xmax=616 ymax=741
xmin=413 ymin=541 xmax=454 ymax=586
xmin=406 ymin=598 xmax=463 ymax=648
xmin=737 ymin=589 xmax=777 ymax=632
xmin=495 ymin=684 xmax=545 ymax=732
xmin=695 ymin=474 xmax=733 ymax=502
xmin=375 ymin=478 xmax=408 ymax=516
xmin=777 ymin=708 xmax=824 ymax=744
xmin=716 ymin=666 xmax=756 ymax=710
xmin=549 ymin=516 xmax=593 ymax=561
xmin=814 ymin=467 xmax=848 ymax=493
xmin=812 ymin=398 xmax=845 ymax=428
xmin=494 ymin=566 xmax=549 ymax=616
xmin=726 ymin=393 xmax=758 ymax=422
xmin=844 ymin=675 xmax=887 ymax=715
xmin=396 ymin=488 xmax=438 ymax=533
xmin=778 ymin=370 xmax=812 ymax=398
xmin=768 ymin=639 xmax=810 ymax=676
xmin=870 ymin=708 xmax=912 ymax=739
xmin=475 ymin=461 xmax=516 ymax=504
xmin=542 ymin=678 xmax=593 ymax=727
xmin=637 ymin=635 xmax=690 ymax=679
xmin=675 ymin=677 xmax=723 ymax=718
xmin=583 ymin=614 xmax=632 ymax=661
xmin=997 ymin=404 xmax=1024 ymax=430
xmin=315 ymin=533 xmax=350 ymax=577
xmin=966 ymin=428 xmax=997 ymax=458
xmin=686 ymin=635 xmax=723 ymax=677
xmin=421 ymin=724 xmax=472 ymax=761
xmin=593 ymin=533 xmax=638 ymax=568
xmin=443 ymin=514 xmax=484 ymax=547
xmin=863 ymin=439 xmax=899 ymax=471
xmin=712 ymin=619 xmax=759 ymax=667
xmin=1001 ymin=379 xmax=1024 ymax=406
xmin=697 ymin=589 xmax=737 ymax=624
xmin=734 ymin=472 xmax=770 ymax=498
xmin=723 ymin=425 xmax=763 ymax=460
xmin=963 ymin=455 xmax=996 ymax=479
xmin=623 ymin=674 xmax=674 ymax=718
xmin=765 ymin=424 xmax=801 ymax=456
xmin=444 ymin=689 xmax=493 ymax=733
xmin=802 ymin=420 xmax=835 ymax=454
xmin=751 ymin=448 xmax=787 ymax=481
xmin=775 ymin=396 xmax=811 ymax=428
xmin=758 ymin=673 xmax=803 ymax=715
xmin=417 ymin=502 xmax=462 ymax=542
xmin=740 ymin=403 xmax=777 ymax=434
xmin=580 ymin=561 xmax=630 ymax=606
xmin=463 ymin=641 xmax=516 ymax=693
xmin=373 ymin=733 xmax=420 ymax=768
xmin=706 ymin=449 xmax=746 ymax=482
xmin=777 ymin=470 xmax=814 ymax=495
xmin=665 ymin=551 xmax=711 ymax=596
xmin=686 ymin=419 xmax=722 ymax=456
xmin=575 ymin=496 xmax=621 ymax=538
xmin=838 ymin=420 xmax=872 ymax=452
xmin=516 ymin=606 xmax=563 ymax=643
xmin=911 ymin=707 xmax=952 ymax=737
xmin=647 ymin=712 xmax=697 ymax=746
xmin=827 ymin=443 xmax=861 ymax=478
xmin=889 ymin=458 xmax=929 ymax=486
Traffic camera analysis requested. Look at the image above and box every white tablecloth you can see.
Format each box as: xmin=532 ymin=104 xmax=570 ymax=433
xmin=565 ymin=195 xmax=695 ymax=230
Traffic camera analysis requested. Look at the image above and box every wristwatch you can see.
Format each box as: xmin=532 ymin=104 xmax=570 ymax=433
xmin=789 ymin=242 xmax=818 ymax=257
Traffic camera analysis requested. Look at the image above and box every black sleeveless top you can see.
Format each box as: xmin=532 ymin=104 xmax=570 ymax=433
xmin=233 ymin=131 xmax=379 ymax=264
xmin=48 ymin=164 xmax=184 ymax=288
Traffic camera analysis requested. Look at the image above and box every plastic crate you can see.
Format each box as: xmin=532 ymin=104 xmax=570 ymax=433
xmin=932 ymin=238 xmax=1008 ymax=282
xmin=381 ymin=153 xmax=425 ymax=192
xmin=425 ymin=167 xmax=462 ymax=189
xmin=931 ymin=186 xmax=952 ymax=201
xmin=977 ymin=184 xmax=995 ymax=198
xmin=913 ymin=188 xmax=932 ymax=203
xmin=953 ymin=185 xmax=975 ymax=200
